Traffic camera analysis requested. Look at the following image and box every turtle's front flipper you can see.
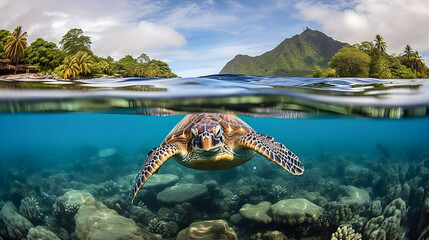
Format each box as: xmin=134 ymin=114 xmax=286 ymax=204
xmin=237 ymin=133 xmax=304 ymax=175
xmin=129 ymin=144 xmax=180 ymax=204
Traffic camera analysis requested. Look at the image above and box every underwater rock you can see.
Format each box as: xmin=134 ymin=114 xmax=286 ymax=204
xmin=75 ymin=197 xmax=145 ymax=240
xmin=344 ymin=164 xmax=373 ymax=187
xmin=295 ymin=190 xmax=328 ymax=207
xmin=56 ymin=189 xmax=93 ymax=207
xmin=176 ymin=219 xmax=237 ymax=240
xmin=19 ymin=196 xmax=43 ymax=224
xmin=156 ymin=183 xmax=209 ymax=205
xmin=270 ymin=198 xmax=323 ymax=225
xmin=250 ymin=230 xmax=287 ymax=240
xmin=27 ymin=226 xmax=61 ymax=240
xmin=144 ymin=174 xmax=179 ymax=190
xmin=0 ymin=202 xmax=34 ymax=240
xmin=42 ymin=173 xmax=70 ymax=197
xmin=54 ymin=189 xmax=94 ymax=223
xmin=330 ymin=225 xmax=362 ymax=240
xmin=239 ymin=201 xmax=272 ymax=224
xmin=337 ymin=185 xmax=370 ymax=214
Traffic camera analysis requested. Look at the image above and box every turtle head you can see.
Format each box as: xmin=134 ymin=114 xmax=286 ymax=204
xmin=190 ymin=119 xmax=224 ymax=155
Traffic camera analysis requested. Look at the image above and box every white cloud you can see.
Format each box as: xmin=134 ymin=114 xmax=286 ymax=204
xmin=92 ymin=21 xmax=186 ymax=59
xmin=295 ymin=0 xmax=429 ymax=58
xmin=0 ymin=0 xmax=181 ymax=58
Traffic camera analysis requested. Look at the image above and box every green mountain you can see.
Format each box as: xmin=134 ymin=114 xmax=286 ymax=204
xmin=220 ymin=28 xmax=347 ymax=77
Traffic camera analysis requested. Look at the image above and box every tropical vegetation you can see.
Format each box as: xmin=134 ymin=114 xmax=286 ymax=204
xmin=0 ymin=26 xmax=177 ymax=79
xmin=314 ymin=34 xmax=428 ymax=78
xmin=4 ymin=26 xmax=28 ymax=74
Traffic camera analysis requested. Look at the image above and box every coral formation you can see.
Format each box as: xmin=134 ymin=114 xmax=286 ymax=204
xmin=250 ymin=230 xmax=287 ymax=240
xmin=147 ymin=217 xmax=169 ymax=237
xmin=330 ymin=225 xmax=362 ymax=240
xmin=176 ymin=219 xmax=237 ymax=240
xmin=363 ymin=198 xmax=407 ymax=240
xmin=19 ymin=196 xmax=43 ymax=224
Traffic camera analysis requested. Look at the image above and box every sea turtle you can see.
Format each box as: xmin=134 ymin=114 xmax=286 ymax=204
xmin=130 ymin=113 xmax=304 ymax=204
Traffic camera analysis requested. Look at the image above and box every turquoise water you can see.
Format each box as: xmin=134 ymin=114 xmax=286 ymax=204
xmin=1 ymin=75 xmax=429 ymax=239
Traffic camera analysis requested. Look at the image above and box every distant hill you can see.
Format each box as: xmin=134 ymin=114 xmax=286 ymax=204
xmin=220 ymin=29 xmax=347 ymax=77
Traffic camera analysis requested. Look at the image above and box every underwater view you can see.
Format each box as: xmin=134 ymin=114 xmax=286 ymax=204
xmin=1 ymin=75 xmax=429 ymax=240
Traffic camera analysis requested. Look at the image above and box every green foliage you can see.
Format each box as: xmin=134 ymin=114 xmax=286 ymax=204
xmin=220 ymin=29 xmax=346 ymax=77
xmin=118 ymin=55 xmax=176 ymax=78
xmin=374 ymin=34 xmax=387 ymax=55
xmin=118 ymin=55 xmax=139 ymax=77
xmin=22 ymin=38 xmax=64 ymax=72
xmin=59 ymin=28 xmax=92 ymax=55
xmin=368 ymin=49 xmax=392 ymax=79
xmin=0 ymin=29 xmax=10 ymax=59
xmin=312 ymin=67 xmax=338 ymax=78
xmin=329 ymin=46 xmax=371 ymax=77
xmin=324 ymin=68 xmax=338 ymax=78
xmin=137 ymin=53 xmax=150 ymax=63
xmin=73 ymin=51 xmax=94 ymax=75
xmin=4 ymin=26 xmax=28 ymax=66
xmin=312 ymin=66 xmax=324 ymax=78
xmin=58 ymin=55 xmax=80 ymax=79
xmin=399 ymin=45 xmax=428 ymax=77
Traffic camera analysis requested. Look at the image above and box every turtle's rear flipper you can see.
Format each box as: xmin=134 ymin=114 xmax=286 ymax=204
xmin=237 ymin=133 xmax=304 ymax=175
xmin=129 ymin=144 xmax=180 ymax=204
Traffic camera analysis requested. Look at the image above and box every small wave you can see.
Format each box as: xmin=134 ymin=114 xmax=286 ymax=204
xmin=0 ymin=74 xmax=428 ymax=118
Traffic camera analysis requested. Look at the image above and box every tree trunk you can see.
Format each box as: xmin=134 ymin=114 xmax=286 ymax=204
xmin=14 ymin=59 xmax=18 ymax=75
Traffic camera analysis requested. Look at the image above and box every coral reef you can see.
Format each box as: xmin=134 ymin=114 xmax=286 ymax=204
xmin=176 ymin=219 xmax=237 ymax=240
xmin=330 ymin=225 xmax=362 ymax=240
xmin=147 ymin=218 xmax=170 ymax=238
xmin=19 ymin=196 xmax=43 ymax=224
xmin=250 ymin=230 xmax=287 ymax=240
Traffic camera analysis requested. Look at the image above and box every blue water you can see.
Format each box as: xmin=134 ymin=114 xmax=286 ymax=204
xmin=1 ymin=75 xmax=429 ymax=239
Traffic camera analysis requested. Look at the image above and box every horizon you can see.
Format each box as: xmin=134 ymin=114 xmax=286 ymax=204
xmin=1 ymin=0 xmax=428 ymax=77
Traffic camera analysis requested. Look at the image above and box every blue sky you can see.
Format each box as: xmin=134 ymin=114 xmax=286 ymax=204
xmin=1 ymin=0 xmax=428 ymax=77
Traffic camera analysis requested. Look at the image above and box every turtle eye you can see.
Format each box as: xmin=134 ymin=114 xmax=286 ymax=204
xmin=213 ymin=125 xmax=222 ymax=138
xmin=191 ymin=128 xmax=198 ymax=139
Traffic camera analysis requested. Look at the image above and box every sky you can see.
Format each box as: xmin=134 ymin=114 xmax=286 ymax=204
xmin=1 ymin=0 xmax=428 ymax=77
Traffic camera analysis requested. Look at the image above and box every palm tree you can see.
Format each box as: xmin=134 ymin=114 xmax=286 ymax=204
xmin=74 ymin=51 xmax=93 ymax=75
xmin=374 ymin=34 xmax=387 ymax=55
xmin=60 ymin=55 xmax=80 ymax=79
xmin=4 ymin=26 xmax=28 ymax=74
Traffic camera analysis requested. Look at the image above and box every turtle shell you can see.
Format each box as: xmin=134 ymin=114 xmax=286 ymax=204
xmin=162 ymin=113 xmax=255 ymax=145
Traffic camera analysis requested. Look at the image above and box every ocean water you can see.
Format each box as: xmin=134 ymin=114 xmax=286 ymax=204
xmin=0 ymin=75 xmax=429 ymax=240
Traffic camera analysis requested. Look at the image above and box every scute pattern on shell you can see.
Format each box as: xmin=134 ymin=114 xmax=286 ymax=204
xmin=162 ymin=113 xmax=254 ymax=145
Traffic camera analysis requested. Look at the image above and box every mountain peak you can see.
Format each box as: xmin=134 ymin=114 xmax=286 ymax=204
xmin=220 ymin=29 xmax=346 ymax=77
